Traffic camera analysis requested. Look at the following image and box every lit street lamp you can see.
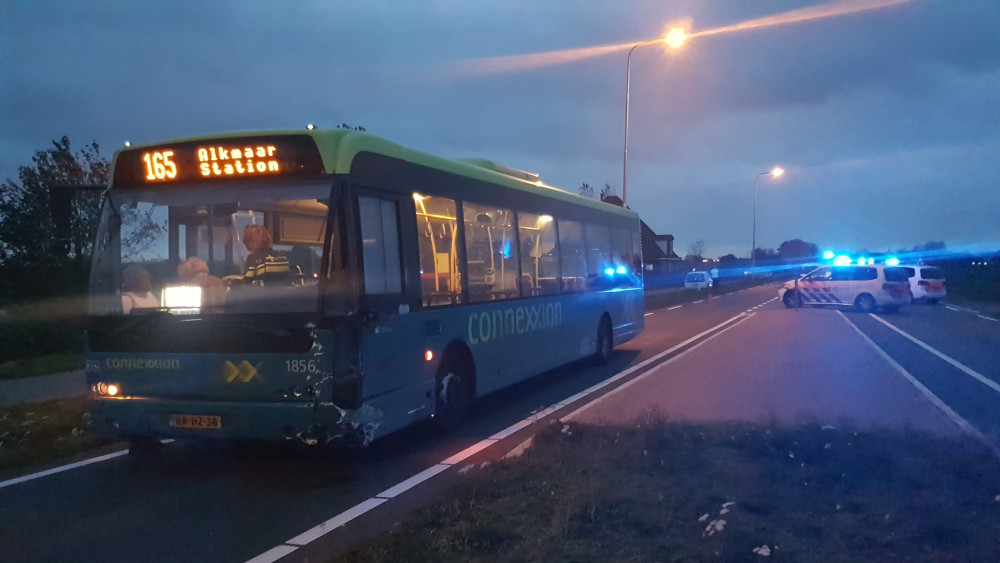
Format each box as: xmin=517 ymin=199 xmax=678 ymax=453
xmin=751 ymin=166 xmax=784 ymax=274
xmin=622 ymin=27 xmax=686 ymax=207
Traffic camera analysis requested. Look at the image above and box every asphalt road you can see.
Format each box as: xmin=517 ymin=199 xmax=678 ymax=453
xmin=2 ymin=286 xmax=998 ymax=562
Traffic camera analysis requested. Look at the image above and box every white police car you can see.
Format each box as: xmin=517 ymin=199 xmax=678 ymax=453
xmin=779 ymin=264 xmax=912 ymax=312
xmin=900 ymin=264 xmax=947 ymax=303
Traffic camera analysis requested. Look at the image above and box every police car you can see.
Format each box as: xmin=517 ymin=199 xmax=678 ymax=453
xmin=779 ymin=264 xmax=912 ymax=312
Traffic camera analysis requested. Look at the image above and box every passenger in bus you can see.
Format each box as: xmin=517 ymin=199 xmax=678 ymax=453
xmin=241 ymin=225 xmax=291 ymax=285
xmin=121 ymin=265 xmax=160 ymax=313
xmin=177 ymin=257 xmax=226 ymax=310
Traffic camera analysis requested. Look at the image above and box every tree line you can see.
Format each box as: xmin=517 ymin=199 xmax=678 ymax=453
xmin=0 ymin=137 xmax=106 ymax=304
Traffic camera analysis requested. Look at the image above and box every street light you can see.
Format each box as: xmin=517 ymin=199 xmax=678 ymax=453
xmin=751 ymin=166 xmax=784 ymax=274
xmin=622 ymin=27 xmax=686 ymax=207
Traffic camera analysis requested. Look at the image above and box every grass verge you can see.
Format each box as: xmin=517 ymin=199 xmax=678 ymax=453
xmin=0 ymin=354 xmax=84 ymax=381
xmin=0 ymin=397 xmax=118 ymax=477
xmin=334 ymin=421 xmax=1000 ymax=562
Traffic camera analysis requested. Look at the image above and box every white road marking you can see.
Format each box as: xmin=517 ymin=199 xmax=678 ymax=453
xmin=561 ymin=314 xmax=754 ymax=422
xmin=839 ymin=312 xmax=997 ymax=457
xmin=644 ymin=312 xmax=654 ymax=316
xmin=667 ymin=305 xmax=682 ymax=310
xmin=0 ymin=449 xmax=129 ymax=490
xmin=868 ymin=313 xmax=1000 ymax=395
xmin=943 ymin=303 xmax=997 ymax=322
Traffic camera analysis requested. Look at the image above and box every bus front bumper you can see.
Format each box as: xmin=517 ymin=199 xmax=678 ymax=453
xmin=90 ymin=397 xmax=382 ymax=446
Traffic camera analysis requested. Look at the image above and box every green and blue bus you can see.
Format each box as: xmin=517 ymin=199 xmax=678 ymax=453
xmin=86 ymin=128 xmax=643 ymax=451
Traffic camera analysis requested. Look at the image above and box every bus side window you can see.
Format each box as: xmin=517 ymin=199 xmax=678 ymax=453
xmin=585 ymin=222 xmax=611 ymax=290
xmin=414 ymin=194 xmax=459 ymax=306
xmin=558 ymin=219 xmax=586 ymax=293
xmin=358 ymin=196 xmax=403 ymax=295
xmin=463 ymin=202 xmax=518 ymax=302
xmin=611 ymin=227 xmax=638 ymax=287
xmin=518 ymin=211 xmax=559 ymax=296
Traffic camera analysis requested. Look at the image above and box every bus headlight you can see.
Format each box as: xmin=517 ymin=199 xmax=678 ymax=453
xmin=93 ymin=382 xmax=122 ymax=397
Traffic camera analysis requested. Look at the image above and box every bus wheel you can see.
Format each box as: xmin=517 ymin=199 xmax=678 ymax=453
xmin=594 ymin=316 xmax=613 ymax=365
xmin=435 ymin=349 xmax=475 ymax=428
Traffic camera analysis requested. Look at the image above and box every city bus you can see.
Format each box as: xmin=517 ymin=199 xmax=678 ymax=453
xmin=85 ymin=128 xmax=644 ymax=452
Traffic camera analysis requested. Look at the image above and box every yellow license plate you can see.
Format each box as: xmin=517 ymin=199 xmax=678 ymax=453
xmin=170 ymin=414 xmax=222 ymax=430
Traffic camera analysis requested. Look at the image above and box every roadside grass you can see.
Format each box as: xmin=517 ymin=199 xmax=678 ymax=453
xmin=0 ymin=354 xmax=84 ymax=381
xmin=334 ymin=420 xmax=1000 ymax=562
xmin=0 ymin=397 xmax=118 ymax=477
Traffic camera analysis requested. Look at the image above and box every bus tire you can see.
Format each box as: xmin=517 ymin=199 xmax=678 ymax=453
xmin=435 ymin=347 xmax=476 ymax=429
xmin=594 ymin=315 xmax=613 ymax=365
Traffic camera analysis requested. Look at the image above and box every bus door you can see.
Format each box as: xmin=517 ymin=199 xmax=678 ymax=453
xmin=353 ymin=191 xmax=435 ymax=418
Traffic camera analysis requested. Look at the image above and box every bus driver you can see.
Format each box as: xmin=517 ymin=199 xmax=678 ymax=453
xmin=241 ymin=225 xmax=291 ymax=285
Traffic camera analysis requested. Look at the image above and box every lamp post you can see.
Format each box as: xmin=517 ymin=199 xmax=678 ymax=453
xmin=622 ymin=27 xmax=686 ymax=207
xmin=751 ymin=166 xmax=784 ymax=275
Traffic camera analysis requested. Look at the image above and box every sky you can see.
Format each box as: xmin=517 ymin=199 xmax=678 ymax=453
xmin=1 ymin=0 xmax=998 ymax=259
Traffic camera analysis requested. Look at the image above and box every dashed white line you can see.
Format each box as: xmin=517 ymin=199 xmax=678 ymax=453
xmin=667 ymin=305 xmax=683 ymax=310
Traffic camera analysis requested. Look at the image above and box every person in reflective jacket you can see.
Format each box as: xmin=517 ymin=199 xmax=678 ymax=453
xmin=241 ymin=225 xmax=291 ymax=285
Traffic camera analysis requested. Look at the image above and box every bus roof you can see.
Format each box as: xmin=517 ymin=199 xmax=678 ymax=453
xmin=113 ymin=128 xmax=638 ymax=220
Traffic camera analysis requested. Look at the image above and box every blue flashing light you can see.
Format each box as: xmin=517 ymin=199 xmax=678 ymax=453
xmin=885 ymin=257 xmax=900 ymax=266
xmin=833 ymin=255 xmax=852 ymax=266
xmin=867 ymin=258 xmax=875 ymax=265
xmin=604 ymin=267 xmax=615 ymax=276
xmin=822 ymin=251 xmax=835 ymax=260
xmin=616 ymin=265 xmax=628 ymax=274
xmin=857 ymin=257 xmax=867 ymax=265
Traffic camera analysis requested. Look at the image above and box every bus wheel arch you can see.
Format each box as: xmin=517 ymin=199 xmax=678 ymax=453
xmin=434 ymin=341 xmax=477 ymax=427
xmin=594 ymin=314 xmax=614 ymax=365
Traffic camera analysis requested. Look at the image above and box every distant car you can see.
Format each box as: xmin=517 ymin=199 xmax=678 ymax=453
xmin=684 ymin=271 xmax=713 ymax=290
xmin=900 ymin=265 xmax=946 ymax=303
xmin=778 ymin=264 xmax=912 ymax=313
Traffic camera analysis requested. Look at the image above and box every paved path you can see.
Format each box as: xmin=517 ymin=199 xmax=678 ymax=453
xmin=0 ymin=371 xmax=87 ymax=407
xmin=574 ymin=305 xmax=963 ymax=436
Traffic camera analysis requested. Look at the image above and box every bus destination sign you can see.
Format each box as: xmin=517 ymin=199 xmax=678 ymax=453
xmin=112 ymin=135 xmax=325 ymax=188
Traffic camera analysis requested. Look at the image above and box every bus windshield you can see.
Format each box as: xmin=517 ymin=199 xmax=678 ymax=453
xmin=89 ymin=181 xmax=335 ymax=316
